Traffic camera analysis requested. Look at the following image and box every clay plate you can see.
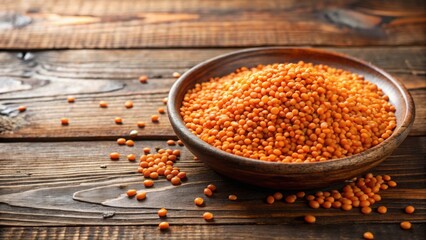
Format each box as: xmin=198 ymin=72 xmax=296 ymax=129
xmin=167 ymin=47 xmax=415 ymax=189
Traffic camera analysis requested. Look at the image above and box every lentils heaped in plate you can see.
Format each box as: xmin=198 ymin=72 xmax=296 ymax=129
xmin=181 ymin=62 xmax=396 ymax=163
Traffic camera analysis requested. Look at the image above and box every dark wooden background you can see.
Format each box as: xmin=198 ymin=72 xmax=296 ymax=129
xmin=0 ymin=0 xmax=425 ymax=239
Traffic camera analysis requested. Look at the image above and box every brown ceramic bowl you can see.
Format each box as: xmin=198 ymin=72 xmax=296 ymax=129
xmin=167 ymin=47 xmax=415 ymax=189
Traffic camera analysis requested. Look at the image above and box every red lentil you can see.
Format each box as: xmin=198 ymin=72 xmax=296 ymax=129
xmin=162 ymin=98 xmax=168 ymax=105
xmin=273 ymin=192 xmax=283 ymax=200
xmin=126 ymin=139 xmax=135 ymax=147
xmin=405 ymin=205 xmax=415 ymax=214
xmin=285 ymin=195 xmax=297 ymax=204
xmin=266 ymin=195 xmax=275 ymax=204
xmin=363 ymin=231 xmax=374 ymax=240
xmin=171 ymin=176 xmax=181 ymax=185
xmin=361 ymin=206 xmax=372 ymax=214
xmin=127 ymin=154 xmax=136 ymax=161
xmin=304 ymin=215 xmax=316 ymax=224
xmin=136 ymin=191 xmax=146 ymax=200
xmin=204 ymin=188 xmax=213 ymax=197
xmin=194 ymin=197 xmax=204 ymax=206
xmin=158 ymin=107 xmax=166 ymax=114
xmin=115 ymin=117 xmax=123 ymax=124
xmin=296 ymin=192 xmax=306 ymax=198
xmin=377 ymin=206 xmax=387 ymax=214
xmin=110 ymin=152 xmax=120 ymax=160
xmin=144 ymin=180 xmax=154 ymax=188
xmin=60 ymin=118 xmax=69 ymax=125
xmin=151 ymin=115 xmax=159 ymax=122
xmin=67 ymin=96 xmax=75 ymax=103
xmin=143 ymin=147 xmax=150 ymax=154
xmin=158 ymin=221 xmax=169 ymax=230
xmin=203 ymin=212 xmax=214 ymax=220
xmin=167 ymin=140 xmax=176 ymax=146
xmin=117 ymin=138 xmax=126 ymax=145
xmin=180 ymin=62 xmax=396 ymax=163
xmin=139 ymin=75 xmax=148 ymax=83
xmin=18 ymin=105 xmax=27 ymax=112
xmin=125 ymin=101 xmax=133 ymax=108
xmin=99 ymin=101 xmax=108 ymax=108
xmin=207 ymin=184 xmax=217 ymax=192
xmin=177 ymin=140 xmax=184 ymax=146
xmin=388 ymin=181 xmax=397 ymax=187
xmin=137 ymin=121 xmax=146 ymax=128
xmin=228 ymin=194 xmax=237 ymax=201
xmin=127 ymin=189 xmax=137 ymax=197
xmin=158 ymin=208 xmax=167 ymax=217
xmin=172 ymin=72 xmax=181 ymax=78
xmin=177 ymin=172 xmax=186 ymax=179
xmin=400 ymin=221 xmax=412 ymax=230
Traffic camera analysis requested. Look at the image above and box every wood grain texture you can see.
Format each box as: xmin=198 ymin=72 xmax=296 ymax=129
xmin=0 ymin=47 xmax=425 ymax=140
xmin=0 ymin=224 xmax=425 ymax=240
xmin=0 ymin=138 xmax=424 ymax=228
xmin=0 ymin=0 xmax=425 ymax=49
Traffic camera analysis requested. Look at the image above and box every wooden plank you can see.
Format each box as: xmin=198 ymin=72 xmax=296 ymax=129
xmin=0 ymin=47 xmax=425 ymax=140
xmin=0 ymin=137 xmax=424 ymax=227
xmin=0 ymin=0 xmax=425 ymax=49
xmin=0 ymin=224 xmax=424 ymax=240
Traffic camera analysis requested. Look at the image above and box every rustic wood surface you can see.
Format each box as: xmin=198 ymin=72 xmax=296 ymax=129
xmin=0 ymin=0 xmax=425 ymax=239
xmin=0 ymin=0 xmax=425 ymax=49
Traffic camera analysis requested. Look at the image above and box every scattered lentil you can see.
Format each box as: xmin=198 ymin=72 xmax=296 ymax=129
xmin=162 ymin=98 xmax=168 ymax=105
xmin=126 ymin=139 xmax=135 ymax=147
xmin=266 ymin=195 xmax=275 ymax=204
xmin=167 ymin=140 xmax=176 ymax=146
xmin=137 ymin=121 xmax=146 ymax=128
xmin=60 ymin=118 xmax=69 ymax=125
xmin=114 ymin=117 xmax=123 ymax=124
xmin=99 ymin=101 xmax=108 ymax=108
xmin=361 ymin=206 xmax=372 ymax=214
xmin=377 ymin=206 xmax=387 ymax=214
xmin=207 ymin=184 xmax=217 ymax=192
xmin=139 ymin=75 xmax=148 ymax=84
xmin=304 ymin=215 xmax=316 ymax=224
xmin=172 ymin=72 xmax=181 ymax=78
xmin=127 ymin=189 xmax=137 ymax=197
xmin=171 ymin=176 xmax=181 ymax=185
xmin=204 ymin=188 xmax=213 ymax=197
xmin=117 ymin=138 xmax=126 ymax=145
xmin=136 ymin=191 xmax=147 ymax=200
xmin=127 ymin=154 xmax=136 ymax=161
xmin=228 ymin=194 xmax=237 ymax=201
xmin=18 ymin=105 xmax=27 ymax=112
xmin=400 ymin=221 xmax=412 ymax=230
xmin=203 ymin=212 xmax=214 ymax=220
xmin=194 ymin=197 xmax=204 ymax=206
xmin=144 ymin=180 xmax=154 ymax=188
xmin=273 ymin=192 xmax=283 ymax=200
xmin=405 ymin=205 xmax=415 ymax=214
xmin=158 ymin=107 xmax=166 ymax=114
xmin=110 ymin=152 xmax=120 ymax=160
xmin=158 ymin=221 xmax=169 ymax=230
xmin=67 ymin=96 xmax=75 ymax=103
xmin=177 ymin=140 xmax=184 ymax=146
xmin=151 ymin=115 xmax=159 ymax=122
xmin=363 ymin=231 xmax=374 ymax=240
xmin=158 ymin=208 xmax=168 ymax=217
xmin=143 ymin=147 xmax=150 ymax=154
xmin=125 ymin=101 xmax=133 ymax=108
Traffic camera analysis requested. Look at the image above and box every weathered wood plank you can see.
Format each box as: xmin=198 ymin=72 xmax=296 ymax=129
xmin=0 ymin=0 xmax=425 ymax=49
xmin=0 ymin=224 xmax=424 ymax=240
xmin=0 ymin=137 xmax=424 ymax=227
xmin=0 ymin=47 xmax=425 ymax=139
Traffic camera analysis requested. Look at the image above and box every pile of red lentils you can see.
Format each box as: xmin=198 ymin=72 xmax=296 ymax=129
xmin=181 ymin=62 xmax=396 ymax=163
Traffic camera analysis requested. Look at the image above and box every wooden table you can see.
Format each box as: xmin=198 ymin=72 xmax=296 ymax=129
xmin=1 ymin=1 xmax=425 ymax=239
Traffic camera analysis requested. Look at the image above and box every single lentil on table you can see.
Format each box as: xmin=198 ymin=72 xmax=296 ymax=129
xmin=181 ymin=62 xmax=396 ymax=163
